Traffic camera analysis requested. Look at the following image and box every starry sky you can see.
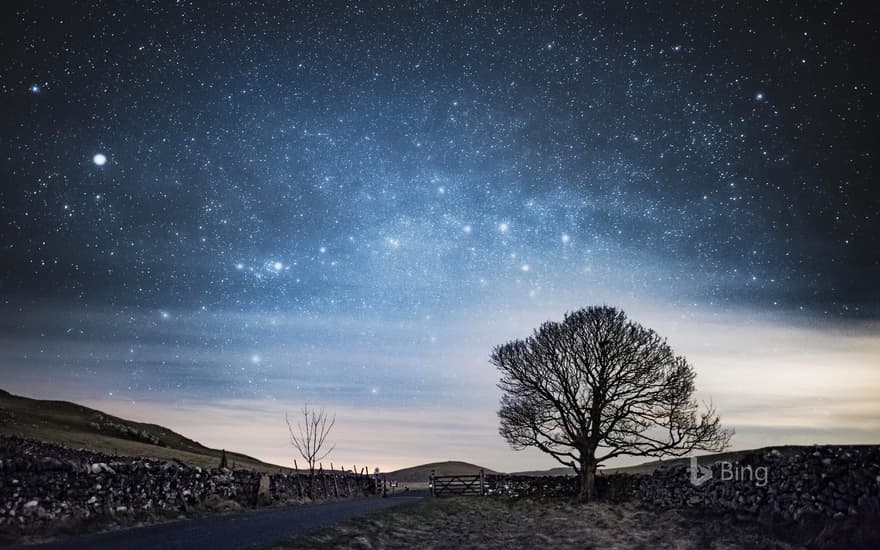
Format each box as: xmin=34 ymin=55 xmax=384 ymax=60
xmin=1 ymin=2 xmax=878 ymax=471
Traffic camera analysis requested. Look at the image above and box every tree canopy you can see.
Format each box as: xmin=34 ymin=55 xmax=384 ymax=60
xmin=492 ymin=305 xmax=731 ymax=500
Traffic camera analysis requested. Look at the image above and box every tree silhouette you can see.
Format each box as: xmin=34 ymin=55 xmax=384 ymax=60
xmin=492 ymin=305 xmax=732 ymax=501
xmin=285 ymin=404 xmax=335 ymax=498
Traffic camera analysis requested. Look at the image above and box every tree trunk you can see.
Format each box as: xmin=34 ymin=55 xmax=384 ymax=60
xmin=578 ymin=454 xmax=597 ymax=502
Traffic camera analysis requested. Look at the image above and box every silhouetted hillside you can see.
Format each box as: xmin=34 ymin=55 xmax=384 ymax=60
xmin=0 ymin=388 xmax=284 ymax=472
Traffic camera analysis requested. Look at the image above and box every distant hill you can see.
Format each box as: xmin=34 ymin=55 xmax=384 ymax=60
xmin=0 ymin=388 xmax=285 ymax=472
xmin=383 ymin=449 xmax=822 ymax=482
xmin=512 ymin=446 xmax=817 ymax=477
xmin=599 ymin=446 xmax=813 ymax=475
xmin=387 ymin=460 xmax=496 ymax=483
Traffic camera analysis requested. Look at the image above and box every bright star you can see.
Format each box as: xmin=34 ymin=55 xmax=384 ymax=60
xmin=463 ymin=225 xmax=472 ymax=234
xmin=755 ymin=92 xmax=765 ymax=101
xmin=251 ymin=354 xmax=261 ymax=364
xmin=29 ymin=84 xmax=41 ymax=94
xmin=92 ymin=153 xmax=107 ymax=166
xmin=498 ymin=222 xmax=509 ymax=233
xmin=273 ymin=261 xmax=283 ymax=271
xmin=561 ymin=233 xmax=571 ymax=243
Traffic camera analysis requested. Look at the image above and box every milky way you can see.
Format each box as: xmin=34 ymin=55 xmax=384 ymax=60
xmin=1 ymin=2 xmax=877 ymax=468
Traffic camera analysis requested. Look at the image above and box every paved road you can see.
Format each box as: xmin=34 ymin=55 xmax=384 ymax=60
xmin=23 ymin=494 xmax=425 ymax=550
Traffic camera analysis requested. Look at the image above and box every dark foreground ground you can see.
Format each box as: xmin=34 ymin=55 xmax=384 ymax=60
xmin=19 ymin=495 xmax=423 ymax=550
xmin=269 ymin=496 xmax=880 ymax=550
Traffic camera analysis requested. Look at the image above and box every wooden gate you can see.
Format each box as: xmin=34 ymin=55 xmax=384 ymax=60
xmin=430 ymin=469 xmax=486 ymax=497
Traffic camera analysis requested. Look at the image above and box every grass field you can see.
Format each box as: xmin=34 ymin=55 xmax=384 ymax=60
xmin=269 ymin=497 xmax=801 ymax=550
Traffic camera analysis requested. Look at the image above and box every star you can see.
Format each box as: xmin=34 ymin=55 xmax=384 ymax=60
xmin=92 ymin=153 xmax=107 ymax=166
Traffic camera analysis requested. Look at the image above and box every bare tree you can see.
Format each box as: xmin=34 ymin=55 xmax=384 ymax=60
xmin=285 ymin=405 xmax=336 ymax=498
xmin=492 ymin=306 xmax=732 ymax=501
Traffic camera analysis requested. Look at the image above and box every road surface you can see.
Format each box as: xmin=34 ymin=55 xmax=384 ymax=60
xmin=23 ymin=493 xmax=425 ymax=550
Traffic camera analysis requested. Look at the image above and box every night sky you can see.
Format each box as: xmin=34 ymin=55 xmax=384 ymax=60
xmin=1 ymin=2 xmax=878 ymax=470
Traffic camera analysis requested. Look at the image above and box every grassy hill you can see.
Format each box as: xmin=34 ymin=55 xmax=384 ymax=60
xmin=512 ymin=445 xmax=816 ymax=477
xmin=0 ymin=388 xmax=286 ymax=472
xmin=387 ymin=460 xmax=496 ymax=483
xmin=600 ymin=445 xmax=815 ymax=475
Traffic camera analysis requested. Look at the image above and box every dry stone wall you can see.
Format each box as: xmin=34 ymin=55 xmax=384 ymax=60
xmin=4 ymin=436 xmax=877 ymax=535
xmin=484 ymin=474 xmax=579 ymax=498
xmin=635 ymin=445 xmax=880 ymax=522
xmin=0 ymin=436 xmax=377 ymax=534
xmin=488 ymin=445 xmax=880 ymax=522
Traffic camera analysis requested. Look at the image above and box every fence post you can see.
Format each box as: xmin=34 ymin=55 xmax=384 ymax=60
xmin=293 ymin=459 xmax=304 ymax=498
xmin=331 ymin=463 xmax=340 ymax=497
xmin=430 ymin=469 xmax=435 ymax=497
xmin=480 ymin=469 xmax=485 ymax=496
